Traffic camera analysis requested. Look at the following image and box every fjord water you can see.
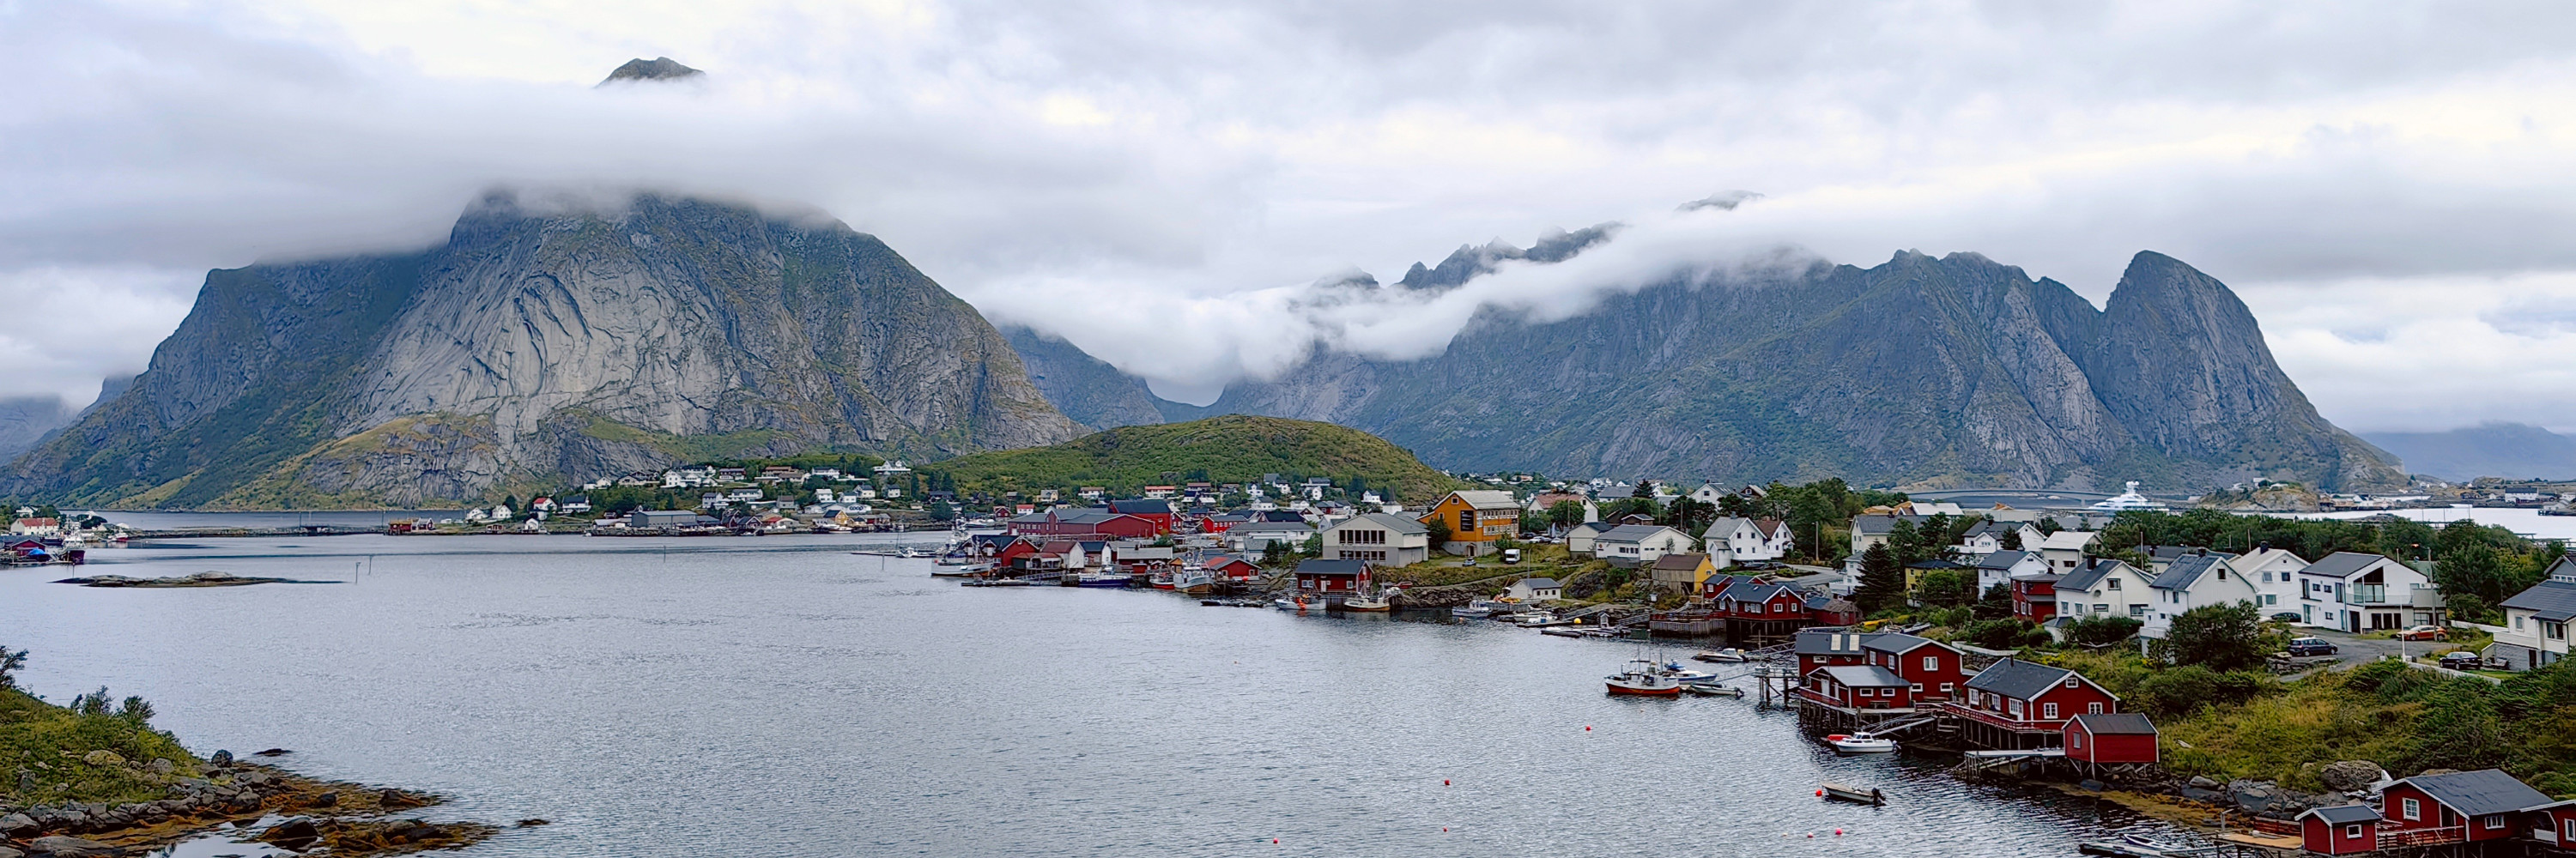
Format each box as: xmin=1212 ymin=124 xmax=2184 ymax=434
xmin=7 ymin=535 xmax=2185 ymax=856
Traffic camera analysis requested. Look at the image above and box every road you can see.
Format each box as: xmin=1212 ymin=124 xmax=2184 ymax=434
xmin=2295 ymin=627 xmax=2499 ymax=683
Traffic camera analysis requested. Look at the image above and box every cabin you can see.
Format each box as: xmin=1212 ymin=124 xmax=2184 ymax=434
xmin=1505 ymin=577 xmax=1561 ymax=602
xmin=1591 ymin=524 xmax=1691 ymax=567
xmin=1714 ymin=579 xmax=1813 ymax=638
xmin=2297 ymin=805 xmax=2382 ymax=855
xmin=1564 ymin=520 xmax=1616 ymax=555
xmin=2063 ymin=712 xmax=2159 ymax=771
xmin=1950 ymin=658 xmax=2121 ymax=750
xmin=1321 ymin=513 xmax=1431 ymax=565
xmin=2529 ymin=798 xmax=2576 ymax=850
xmin=1293 ymin=559 xmax=1370 ymax=594
xmin=1796 ymin=629 xmax=1874 ymax=675
xmin=1203 ymin=554 xmax=1262 ymax=581
xmin=1417 ymin=490 xmax=1521 ymax=555
xmin=2295 ymin=551 xmax=2443 ymax=632
xmin=1957 ymin=520 xmax=2043 ymax=558
xmin=1105 ymin=499 xmax=1177 ymax=534
xmin=1201 ymin=512 xmax=1252 ymax=534
xmin=1800 ymin=665 xmax=1913 ymax=711
xmin=1861 ymin=633 xmax=1966 ymax=702
xmin=1804 ymin=595 xmax=1863 ymax=626
xmin=2379 ymin=769 xmax=2552 ymax=847
xmin=1647 ymin=553 xmax=1716 ymax=595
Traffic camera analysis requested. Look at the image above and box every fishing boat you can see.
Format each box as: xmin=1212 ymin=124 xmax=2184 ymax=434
xmin=1451 ymin=599 xmax=1505 ymax=619
xmin=928 ymin=564 xmax=993 ymax=578
xmin=1819 ymin=782 xmax=1885 ymax=805
xmin=1605 ymin=659 xmax=1683 ymax=696
xmin=1340 ymin=585 xmax=1392 ymax=612
xmin=1173 ymin=568 xmax=1215 ymax=595
xmin=1823 ymin=732 xmax=1898 ymax=753
xmin=1148 ymin=570 xmax=1178 ymax=589
xmin=1076 ymin=571 xmax=1133 ymax=588
xmin=1514 ymin=610 xmax=1577 ymax=628
xmin=2076 ymin=834 xmax=2189 ymax=856
xmin=1274 ymin=596 xmax=1316 ymax=611
xmin=1682 ymin=681 xmax=1743 ymax=698
xmin=1693 ymin=648 xmax=1750 ymax=662
xmin=1652 ymin=662 xmax=1718 ymax=683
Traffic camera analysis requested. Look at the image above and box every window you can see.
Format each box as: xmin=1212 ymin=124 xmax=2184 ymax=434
xmin=2064 ymin=676 xmax=2080 ymax=688
xmin=2129 ymin=605 xmax=2146 ymax=617
xmin=2403 ymin=798 xmax=2421 ymax=821
xmin=2009 ymin=699 xmax=2024 ymax=717
xmin=1924 ymin=656 xmax=1938 ymax=672
xmin=2087 ymin=702 xmax=2104 ymax=715
xmin=1911 ymin=684 xmax=1923 ymax=693
xmin=2043 ymin=702 xmax=2058 ymax=719
xmin=2517 ymin=615 xmax=2526 ymax=630
xmin=2108 ymin=578 xmax=2121 ymax=589
xmin=1344 ymin=529 xmax=1385 ymax=545
xmin=2345 ymin=825 xmax=2362 ymax=839
xmin=1940 ymin=682 xmax=1955 ymax=693
xmin=2263 ymin=571 xmax=2272 ymax=582
xmin=2550 ymin=621 xmax=2567 ymax=642
xmin=2565 ymin=819 xmax=2574 ymax=841
xmin=2094 ymin=603 xmax=2110 ymax=613
xmin=2486 ymin=815 xmax=2505 ymax=831
xmin=2071 ymin=733 xmax=2083 ymax=749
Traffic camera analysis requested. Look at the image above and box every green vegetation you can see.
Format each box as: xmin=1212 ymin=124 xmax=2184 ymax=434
xmin=2100 ymin=510 xmax=2564 ymax=623
xmin=1 ymin=646 xmax=202 ymax=805
xmin=1716 ymin=477 xmax=1910 ymax=562
xmin=918 ymin=415 xmax=1462 ymax=505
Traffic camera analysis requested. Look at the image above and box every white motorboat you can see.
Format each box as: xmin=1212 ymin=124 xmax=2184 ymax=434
xmin=1693 ymin=648 xmax=1750 ymax=662
xmin=1652 ymin=662 xmax=1718 ymax=683
xmin=1824 ymin=732 xmax=1898 ymax=753
xmin=1339 ymin=589 xmax=1392 ymax=612
xmin=1605 ymin=659 xmax=1682 ymax=697
xmin=2086 ymin=480 xmax=2171 ymax=514
xmin=1451 ymin=599 xmax=1505 ymax=619
xmin=1682 ymin=681 xmax=1743 ymax=698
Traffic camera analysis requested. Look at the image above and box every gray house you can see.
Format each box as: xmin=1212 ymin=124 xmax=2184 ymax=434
xmin=1322 ymin=513 xmax=1432 ymax=566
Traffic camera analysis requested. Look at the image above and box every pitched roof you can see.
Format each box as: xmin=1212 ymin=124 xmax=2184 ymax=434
xmin=1702 ymin=516 xmax=1754 ymax=538
xmin=1906 ymin=559 xmax=1967 ymax=570
xmin=1850 ymin=515 xmax=1926 ymax=535
xmin=1330 ymin=512 xmax=1429 ymax=535
xmin=1976 ymin=550 xmax=2034 ymax=571
xmin=2301 ymin=551 xmax=2399 ymax=580
xmin=2037 ymin=531 xmax=2100 ymax=551
xmin=1516 ymin=577 xmax=1561 ymax=589
xmin=2070 ymin=712 xmax=2156 ymax=735
xmin=1718 ymin=580 xmax=1791 ymax=604
xmin=2055 ymin=559 xmax=2133 ymax=593
xmin=2298 ymin=805 xmax=2381 ymax=825
xmin=1294 ymin=559 xmax=1367 ymax=576
xmin=1596 ymin=524 xmax=1683 ymax=543
xmin=1796 ymin=629 xmax=1876 ymax=656
xmin=2501 ymin=579 xmax=2576 ymax=623
xmin=1446 ymin=490 xmax=1520 ymax=511
xmin=1567 ymin=521 xmax=1615 ymax=537
xmin=1816 ymin=665 xmax=1909 ymax=687
xmin=1107 ymin=498 xmax=1173 ymax=515
xmin=1651 ymin=553 xmax=1710 ymax=571
xmin=1862 ymin=632 xmax=1944 ymax=656
xmin=2397 ymin=769 xmax=2553 ymax=817
xmin=1964 ymin=658 xmax=2081 ymax=701
xmin=2149 ymin=553 xmax=2230 ymax=591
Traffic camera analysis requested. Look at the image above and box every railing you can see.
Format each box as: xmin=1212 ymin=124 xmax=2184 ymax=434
xmin=1937 ymin=702 xmax=2062 ymax=733
xmin=2378 ymin=825 xmax=2466 ymax=848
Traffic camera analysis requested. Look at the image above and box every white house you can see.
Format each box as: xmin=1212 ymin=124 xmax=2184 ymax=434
xmin=2053 ymin=559 xmax=2156 ymax=625
xmin=1701 ymin=517 xmax=1794 ymax=566
xmin=1591 ymin=524 xmax=1693 ymax=567
xmin=2488 ymin=556 xmax=2576 ymax=671
xmin=1321 ymin=513 xmax=1431 ymax=566
xmin=2034 ymin=530 xmax=2100 ymax=573
xmin=1227 ymin=521 xmax=1317 ymax=553
xmin=2141 ymin=553 xmax=2261 ymax=638
xmin=2230 ymin=547 xmax=2310 ymax=614
xmin=1972 ymin=549 xmax=2048 ymax=593
xmin=2294 ymin=552 xmax=2442 ymax=632
xmin=1687 ymin=483 xmax=1728 ymax=506
xmin=1565 ymin=520 xmax=1617 ymax=556
xmin=1506 ymin=577 xmax=1564 ymax=601
xmin=1956 ymin=520 xmax=2044 ymax=558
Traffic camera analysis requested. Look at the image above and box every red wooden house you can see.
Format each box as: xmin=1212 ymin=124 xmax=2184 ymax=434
xmin=1949 ymin=658 xmax=2120 ymax=750
xmin=1294 ymin=559 xmax=1369 ymax=594
xmin=2063 ymin=712 xmax=2158 ymax=770
xmin=1203 ymin=554 xmax=1262 ymax=581
xmin=2296 ymin=805 xmax=2381 ymax=855
xmin=1795 ymin=629 xmax=1873 ymax=676
xmin=1799 ymin=665 xmax=1914 ymax=712
xmin=2009 ymin=571 xmax=2059 ymax=623
xmin=2529 ymin=799 xmax=2576 ymax=851
xmin=1008 ymin=511 xmax=1160 ymax=539
xmin=1805 ymin=595 xmax=1863 ymax=626
xmin=1861 ymin=632 xmax=1967 ymax=702
xmin=2379 ymin=769 xmax=2552 ymax=848
xmin=1106 ymin=499 xmax=1177 ymax=535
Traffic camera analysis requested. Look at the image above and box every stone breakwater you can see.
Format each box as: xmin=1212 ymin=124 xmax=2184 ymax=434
xmin=0 ymin=757 xmax=493 ymax=858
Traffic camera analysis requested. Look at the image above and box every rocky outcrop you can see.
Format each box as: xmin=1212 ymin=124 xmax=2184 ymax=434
xmin=0 ymin=397 xmax=73 ymax=464
xmin=998 ymin=325 xmax=1168 ymax=431
xmin=1191 ymin=247 xmax=2402 ymax=492
xmin=2 ymin=192 xmax=1081 ymax=508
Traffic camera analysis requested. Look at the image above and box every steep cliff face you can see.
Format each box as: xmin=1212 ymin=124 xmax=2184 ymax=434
xmin=1192 ymin=248 xmax=2401 ymax=492
xmin=0 ymin=396 xmax=75 ymax=464
xmin=3 ymin=192 xmax=1080 ymax=508
xmin=998 ymin=324 xmax=1168 ymax=431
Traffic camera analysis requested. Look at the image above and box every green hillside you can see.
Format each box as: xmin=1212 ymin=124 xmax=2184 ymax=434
xmin=921 ymin=415 xmax=1463 ymax=504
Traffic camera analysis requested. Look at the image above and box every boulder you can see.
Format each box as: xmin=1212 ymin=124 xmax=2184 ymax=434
xmin=24 ymin=835 xmax=123 ymax=857
xmin=0 ymin=812 xmax=36 ymax=836
xmin=207 ymin=751 xmax=232 ymax=767
xmin=312 ymin=791 xmax=337 ymax=807
xmin=0 ymin=843 xmax=25 ymax=858
xmin=145 ymin=758 xmax=173 ymax=776
xmin=2318 ymin=760 xmax=2385 ymax=792
xmin=2188 ymin=775 xmax=2221 ymax=789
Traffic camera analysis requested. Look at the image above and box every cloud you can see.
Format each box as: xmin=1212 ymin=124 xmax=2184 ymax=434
xmin=4 ymin=0 xmax=2575 ymax=429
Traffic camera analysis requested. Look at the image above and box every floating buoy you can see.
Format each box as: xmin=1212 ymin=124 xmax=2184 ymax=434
xmin=1273 ymin=839 xmax=1279 ymax=844
xmin=1584 ymin=726 xmax=1591 ymax=731
xmin=1834 ymin=829 xmax=1843 ymax=836
xmin=1806 ymin=833 xmax=1815 ymax=838
xmin=1443 ymin=780 xmax=1450 ymax=786
xmin=1815 ymin=789 xmax=1824 ymax=796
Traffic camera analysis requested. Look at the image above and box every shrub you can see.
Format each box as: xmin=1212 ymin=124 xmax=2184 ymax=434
xmin=1961 ymin=618 xmax=2049 ymax=650
xmin=2133 ymin=666 xmax=2277 ymax=719
xmin=2067 ymin=614 xmax=2143 ymax=646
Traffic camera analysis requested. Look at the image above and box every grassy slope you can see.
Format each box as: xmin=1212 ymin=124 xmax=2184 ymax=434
xmin=0 ymin=687 xmax=202 ymax=805
xmin=921 ymin=414 xmax=1464 ymax=505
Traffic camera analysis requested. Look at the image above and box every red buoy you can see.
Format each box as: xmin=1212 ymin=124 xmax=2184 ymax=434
xmin=1443 ymin=780 xmax=1450 ymax=786
xmin=1815 ymin=789 xmax=1824 ymax=796
xmin=1834 ymin=829 xmax=1844 ymax=836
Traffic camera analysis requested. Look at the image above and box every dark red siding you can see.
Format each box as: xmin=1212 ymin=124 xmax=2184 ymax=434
xmin=2301 ymin=817 xmax=2376 ymax=855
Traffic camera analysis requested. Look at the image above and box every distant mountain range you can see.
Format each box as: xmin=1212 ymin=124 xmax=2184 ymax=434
xmin=2363 ymin=423 xmax=2576 ymax=482
xmin=1006 ymin=238 xmax=2407 ymax=493
xmin=3 ymin=191 xmax=1080 ymax=509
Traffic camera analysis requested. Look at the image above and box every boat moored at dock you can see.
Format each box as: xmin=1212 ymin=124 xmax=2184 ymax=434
xmin=1605 ymin=659 xmax=1683 ymax=696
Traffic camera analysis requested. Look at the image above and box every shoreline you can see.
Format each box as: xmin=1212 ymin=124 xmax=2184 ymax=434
xmin=3 ymin=760 xmax=497 ymax=857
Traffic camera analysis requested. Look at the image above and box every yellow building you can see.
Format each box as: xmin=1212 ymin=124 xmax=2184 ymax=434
xmin=1648 ymin=553 xmax=1716 ymax=595
xmin=1420 ymin=490 xmax=1522 ymax=554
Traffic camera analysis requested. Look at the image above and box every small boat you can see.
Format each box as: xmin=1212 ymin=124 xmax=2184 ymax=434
xmin=1451 ymin=599 xmax=1504 ymax=619
xmin=2077 ymin=834 xmax=2189 ymax=857
xmin=1823 ymin=732 xmax=1898 ymax=753
xmin=1682 ymin=681 xmax=1743 ymax=698
xmin=1076 ymin=571 xmax=1132 ymax=588
xmin=1173 ymin=569 xmax=1215 ymax=595
xmin=1340 ymin=588 xmax=1392 ymax=612
xmin=1514 ymin=611 xmax=1578 ymax=628
xmin=1605 ymin=659 xmax=1683 ymax=696
xmin=1274 ymin=596 xmax=1316 ymax=611
xmin=1694 ymin=648 xmax=1750 ymax=662
xmin=1148 ymin=570 xmax=1177 ymax=589
xmin=1653 ymin=662 xmax=1718 ymax=683
xmin=1820 ymin=782 xmax=1885 ymax=805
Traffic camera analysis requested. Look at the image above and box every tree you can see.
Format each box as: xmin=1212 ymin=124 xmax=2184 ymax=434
xmin=1886 ymin=518 xmax=1924 ymax=566
xmin=1912 ymin=569 xmax=1977 ymax=609
xmin=2409 ymin=680 xmax=2507 ymax=773
xmin=1546 ymin=499 xmax=1587 ymax=529
xmin=1425 ymin=517 xmax=1455 ymax=553
xmin=1998 ymin=529 xmax=2023 ymax=552
xmin=2152 ymin=601 xmax=2271 ymax=673
xmin=925 ymin=499 xmax=955 ymax=522
xmin=0 ymin=644 xmax=24 ymax=690
xmin=1632 ymin=480 xmax=1656 ymax=499
xmin=2435 ymin=543 xmax=2510 ymax=606
xmin=2037 ymin=517 xmax=2063 ymax=536
xmin=1261 ymin=540 xmax=1292 ymax=567
xmin=500 ymin=494 xmax=522 ymax=513
xmin=1961 ymin=618 xmax=2048 ymax=650
xmin=2067 ymin=614 xmax=2143 ymax=646
xmin=1853 ymin=543 xmax=1905 ymax=613
xmin=1973 ymin=583 xmax=2015 ymax=619
xmin=1662 ymin=498 xmax=1716 ymax=536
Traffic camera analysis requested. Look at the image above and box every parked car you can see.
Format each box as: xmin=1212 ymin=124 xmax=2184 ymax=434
xmin=2397 ymin=625 xmax=2448 ymax=642
xmin=2439 ymin=651 xmax=2484 ymax=671
xmin=2285 ymin=637 xmax=2339 ymax=657
xmin=2270 ymin=612 xmax=2304 ymax=624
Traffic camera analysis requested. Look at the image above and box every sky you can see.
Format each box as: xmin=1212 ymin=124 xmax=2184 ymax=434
xmin=3 ymin=0 xmax=2573 ymax=432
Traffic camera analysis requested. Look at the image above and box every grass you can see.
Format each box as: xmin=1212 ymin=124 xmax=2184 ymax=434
xmin=0 ymin=686 xmax=202 ymax=806
xmin=921 ymin=415 xmax=1464 ymax=505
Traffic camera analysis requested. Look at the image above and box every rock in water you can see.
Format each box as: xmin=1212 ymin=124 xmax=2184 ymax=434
xmin=24 ymin=836 xmax=122 ymax=857
xmin=2 ymin=191 xmax=1081 ymax=509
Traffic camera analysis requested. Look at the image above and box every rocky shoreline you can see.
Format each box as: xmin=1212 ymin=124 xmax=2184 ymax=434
xmin=1 ymin=754 xmax=494 ymax=858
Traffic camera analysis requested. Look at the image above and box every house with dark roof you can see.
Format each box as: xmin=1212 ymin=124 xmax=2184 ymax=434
xmin=1648 ymin=553 xmax=1716 ymax=595
xmin=1419 ymin=490 xmax=1522 ymax=555
xmin=1590 ymin=524 xmax=1692 ymax=568
xmin=1956 ymin=520 xmax=2043 ymax=558
xmin=2063 ymin=712 xmax=2158 ymax=769
xmin=1563 ymin=520 xmax=1617 ymax=556
xmin=2009 ymin=567 xmax=2062 ymax=624
xmin=2296 ymin=804 xmax=2382 ymax=855
xmin=1862 ymin=632 xmax=1967 ymax=702
xmin=1846 ymin=514 xmax=1927 ymax=559
xmin=2232 ymin=547 xmax=2309 ymax=615
xmin=2294 ymin=551 xmax=2441 ymax=632
xmin=1795 ymin=628 xmax=1875 ymax=675
xmin=1799 ymin=664 xmax=1914 ymax=712
xmin=1702 ymin=517 xmax=1793 ymax=565
xmin=1505 ymin=577 xmax=1561 ymax=601
xmin=1105 ymin=498 xmax=1177 ymax=533
xmin=2052 ymin=559 xmax=2155 ymax=631
xmin=2490 ymin=573 xmax=2576 ymax=671
xmin=1950 ymin=658 xmax=2120 ymax=750
xmin=1293 ymin=559 xmax=1370 ymax=594
xmin=1227 ymin=520 xmax=1318 ymax=553
xmin=1974 ymin=549 xmax=2047 ymax=593
xmin=2142 ymin=552 xmax=2259 ymax=638
xmin=2379 ymin=768 xmax=2553 ymax=847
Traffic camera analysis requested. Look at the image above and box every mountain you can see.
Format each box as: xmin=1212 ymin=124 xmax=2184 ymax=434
xmin=599 ymin=57 xmax=703 ymax=86
xmin=1120 ymin=244 xmax=2399 ymax=492
xmin=3 ymin=191 xmax=1081 ymax=509
xmin=0 ymin=396 xmax=74 ymax=463
xmin=2363 ymin=423 xmax=2576 ymax=481
xmin=997 ymin=324 xmax=1169 ymax=431
xmin=919 ymin=414 xmax=1463 ymax=504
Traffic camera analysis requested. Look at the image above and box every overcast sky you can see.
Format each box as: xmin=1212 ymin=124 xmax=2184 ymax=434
xmin=3 ymin=1 xmax=2573 ymax=432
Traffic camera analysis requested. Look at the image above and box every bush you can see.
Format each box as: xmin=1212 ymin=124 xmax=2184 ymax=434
xmin=2067 ymin=614 xmax=2143 ymax=646
xmin=2133 ymin=666 xmax=2277 ymax=719
xmin=1961 ymin=618 xmax=2050 ymax=650
xmin=2152 ymin=602 xmax=2275 ymax=673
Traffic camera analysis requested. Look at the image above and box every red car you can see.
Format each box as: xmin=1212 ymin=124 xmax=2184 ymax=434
xmin=2397 ymin=625 xmax=2448 ymax=642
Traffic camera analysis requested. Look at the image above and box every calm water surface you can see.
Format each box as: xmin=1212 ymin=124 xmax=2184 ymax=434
xmin=5 ymin=534 xmax=2187 ymax=856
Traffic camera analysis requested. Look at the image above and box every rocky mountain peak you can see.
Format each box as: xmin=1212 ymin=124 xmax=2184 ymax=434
xmin=599 ymin=57 xmax=704 ymax=86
